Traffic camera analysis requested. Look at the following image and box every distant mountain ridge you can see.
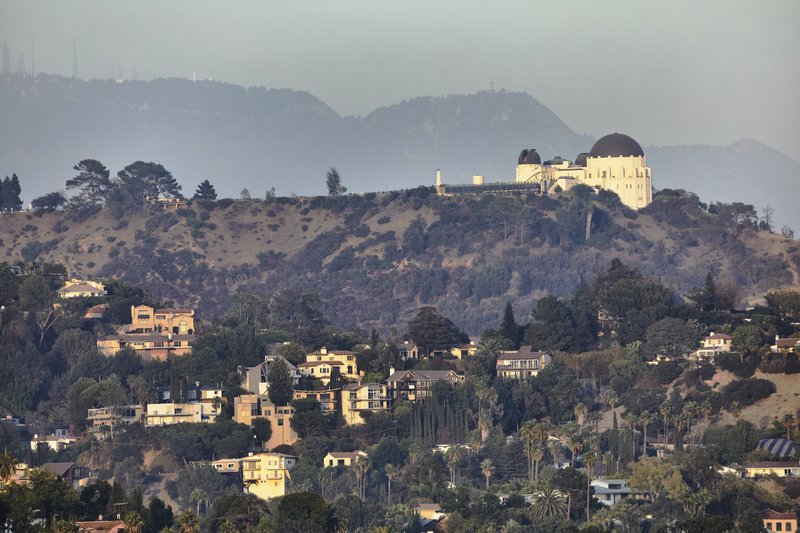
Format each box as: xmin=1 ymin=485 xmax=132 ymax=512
xmin=1 ymin=73 xmax=799 ymax=229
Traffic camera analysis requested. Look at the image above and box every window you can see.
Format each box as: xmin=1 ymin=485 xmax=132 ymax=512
xmin=786 ymin=522 xmax=792 ymax=531
xmin=277 ymin=419 xmax=284 ymax=426
xmin=776 ymin=523 xmax=782 ymax=532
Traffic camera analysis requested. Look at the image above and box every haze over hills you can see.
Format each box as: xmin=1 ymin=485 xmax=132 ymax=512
xmin=1 ymin=73 xmax=799 ymax=230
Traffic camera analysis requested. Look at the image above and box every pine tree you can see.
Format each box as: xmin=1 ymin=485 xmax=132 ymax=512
xmin=326 ymin=167 xmax=346 ymax=196
xmin=66 ymin=159 xmax=112 ymax=207
xmin=499 ymin=302 xmax=520 ymax=346
xmin=7 ymin=174 xmax=22 ymax=210
xmin=267 ymin=358 xmax=294 ymax=406
xmin=193 ymin=179 xmax=217 ymax=201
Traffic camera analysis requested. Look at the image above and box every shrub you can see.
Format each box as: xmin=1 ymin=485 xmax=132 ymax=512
xmin=377 ymin=216 xmax=391 ymax=225
xmin=714 ymin=378 xmax=776 ymax=409
xmin=716 ymin=353 xmax=758 ymax=378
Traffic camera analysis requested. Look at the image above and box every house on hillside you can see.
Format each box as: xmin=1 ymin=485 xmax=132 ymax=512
xmin=97 ymin=305 xmax=197 ymax=359
xmin=57 ymin=279 xmax=107 ymax=299
xmin=496 ymin=346 xmax=552 ymax=380
xmin=743 ymin=461 xmax=800 ymax=478
xmin=75 ymin=520 xmax=125 ymax=532
xmin=293 ymin=388 xmax=339 ymax=414
xmin=449 ymin=343 xmax=478 ymax=358
xmin=324 ymin=450 xmax=367 ymax=468
xmin=30 ymin=429 xmax=77 ymax=453
xmin=145 ymin=384 xmax=224 ymax=427
xmin=240 ymin=452 xmax=297 ymax=500
xmin=42 ymin=462 xmax=93 ymax=490
xmin=387 ymin=368 xmax=464 ymax=401
xmin=763 ymin=509 xmax=798 ymax=533
xmin=399 ymin=341 xmax=421 ymax=361
xmin=341 ymin=382 xmax=391 ymax=425
xmin=298 ymin=347 xmax=359 ymax=385
xmin=87 ymin=405 xmax=144 ymax=437
xmin=232 ymin=395 xmax=299 ymax=449
xmin=591 ymin=479 xmax=641 ymax=506
xmin=695 ymin=332 xmax=732 ymax=359
xmin=240 ymin=355 xmax=301 ymax=395
xmin=772 ymin=336 xmax=800 ymax=355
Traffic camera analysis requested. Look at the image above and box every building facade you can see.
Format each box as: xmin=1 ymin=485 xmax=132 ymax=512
xmin=240 ymin=355 xmax=301 ymax=395
xmin=341 ymin=383 xmax=391 ymax=425
xmin=496 ymin=346 xmax=552 ymax=380
xmin=241 ymin=453 xmax=297 ymax=500
xmin=437 ymin=132 xmax=653 ymax=210
xmin=387 ymin=369 xmax=464 ymax=401
xmin=324 ymin=450 xmax=367 ymax=468
xmin=233 ymin=394 xmax=299 ymax=450
xmin=57 ymin=279 xmax=107 ymax=299
xmin=298 ymin=347 xmax=359 ymax=385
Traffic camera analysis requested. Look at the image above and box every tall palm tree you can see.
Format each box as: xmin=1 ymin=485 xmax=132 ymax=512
xmin=190 ymin=488 xmax=206 ymax=517
xmin=574 ymin=402 xmax=588 ymax=430
xmin=639 ymin=411 xmax=654 ymax=457
xmin=520 ymin=420 xmax=538 ymax=483
xmin=659 ymin=400 xmax=673 ymax=451
xmin=529 ymin=486 xmax=567 ymax=519
xmin=446 ymin=447 xmax=462 ymax=486
xmin=123 ymin=511 xmax=144 ymax=533
xmin=480 ymin=458 xmax=494 ymax=489
xmin=385 ymin=463 xmax=398 ymax=505
xmin=584 ymin=448 xmax=597 ymax=522
xmin=353 ymin=456 xmax=370 ymax=500
xmin=0 ymin=450 xmax=17 ymax=484
xmin=568 ymin=435 xmax=584 ymax=468
xmin=782 ymin=413 xmax=796 ymax=440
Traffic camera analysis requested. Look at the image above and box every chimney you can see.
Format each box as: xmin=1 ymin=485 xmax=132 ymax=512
xmin=389 ymin=366 xmax=395 ymax=376
xmin=320 ymin=347 xmax=327 ymax=355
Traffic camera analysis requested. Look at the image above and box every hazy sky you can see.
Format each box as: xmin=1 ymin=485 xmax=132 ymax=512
xmin=2 ymin=1 xmax=799 ymax=160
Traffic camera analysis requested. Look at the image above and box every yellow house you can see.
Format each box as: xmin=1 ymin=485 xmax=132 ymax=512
xmin=449 ymin=343 xmax=478 ymax=359
xmin=233 ymin=394 xmax=299 ymax=449
xmin=743 ymin=462 xmax=800 ymax=478
xmin=129 ymin=305 xmax=195 ymax=335
xmin=696 ymin=332 xmax=732 ymax=359
xmin=763 ymin=509 xmax=798 ymax=533
xmin=341 ymin=382 xmax=391 ymax=425
xmin=57 ymin=279 xmax=107 ymax=299
xmin=298 ymin=347 xmax=359 ymax=384
xmin=324 ymin=450 xmax=367 ymax=468
xmin=211 ymin=458 xmax=241 ymax=474
xmin=241 ymin=453 xmax=297 ymax=500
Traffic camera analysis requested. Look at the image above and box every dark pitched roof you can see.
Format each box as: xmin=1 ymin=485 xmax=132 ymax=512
xmin=497 ymin=345 xmax=549 ymax=361
xmin=42 ymin=462 xmax=75 ymax=477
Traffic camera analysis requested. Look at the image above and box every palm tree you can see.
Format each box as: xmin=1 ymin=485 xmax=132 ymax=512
xmin=478 ymin=336 xmax=504 ymax=357
xmin=123 ymin=511 xmax=144 ymax=533
xmin=480 ymin=458 xmax=494 ymax=489
xmin=568 ymin=435 xmax=584 ymax=468
xmin=53 ymin=520 xmax=79 ymax=533
xmin=659 ymin=400 xmax=673 ymax=451
xmin=782 ymin=413 xmax=796 ymax=440
xmin=520 ymin=420 xmax=538 ymax=482
xmin=639 ymin=411 xmax=654 ymax=457
xmin=385 ymin=463 xmax=398 ymax=504
xmin=0 ymin=450 xmax=17 ymax=484
xmin=584 ymin=447 xmax=598 ymax=521
xmin=548 ymin=440 xmax=564 ymax=467
xmin=529 ymin=486 xmax=568 ymax=519
xmin=323 ymin=504 xmax=349 ymax=533
xmin=353 ymin=456 xmax=370 ymax=500
xmin=574 ymin=402 xmax=588 ymax=430
xmin=446 ymin=447 xmax=462 ymax=486
xmin=176 ymin=510 xmax=200 ymax=533
xmin=190 ymin=488 xmax=206 ymax=517
xmin=219 ymin=519 xmax=237 ymax=533
xmin=730 ymin=401 xmax=742 ymax=420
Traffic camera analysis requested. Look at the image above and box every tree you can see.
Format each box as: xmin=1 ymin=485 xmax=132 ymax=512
xmin=65 ymin=159 xmax=111 ymax=207
xmin=731 ymin=324 xmax=763 ymax=363
xmin=123 ymin=511 xmax=144 ymax=533
xmin=0 ymin=450 xmax=16 ymax=483
xmin=110 ymin=161 xmax=181 ymax=212
xmin=18 ymin=274 xmax=61 ymax=348
xmin=175 ymin=510 xmax=200 ymax=533
xmin=326 ymin=167 xmax=346 ymax=196
xmin=353 ymin=456 xmax=369 ymax=500
xmin=385 ymin=463 xmax=398 ymax=504
xmin=273 ymin=491 xmax=343 ymax=532
xmin=31 ymin=191 xmax=67 ymax=212
xmin=406 ymin=306 xmax=468 ymax=357
xmin=190 ymin=488 xmax=207 ymax=517
xmin=240 ymin=188 xmax=251 ymax=201
xmin=480 ymin=458 xmax=494 ymax=489
xmin=252 ymin=417 xmax=272 ymax=447
xmin=0 ymin=174 xmax=23 ymax=210
xmin=628 ymin=456 xmax=683 ymax=502
xmin=529 ymin=486 xmax=567 ymax=519
xmin=499 ymin=302 xmax=521 ymax=346
xmin=521 ymin=420 xmax=549 ymax=482
xmin=642 ymin=318 xmax=703 ymax=359
xmin=193 ymin=179 xmax=217 ymax=201
xmin=782 ymin=413 xmax=796 ymax=441
xmin=267 ymin=357 xmax=294 ymax=407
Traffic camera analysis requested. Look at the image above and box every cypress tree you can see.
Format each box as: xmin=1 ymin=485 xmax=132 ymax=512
xmin=7 ymin=174 xmax=21 ymax=210
xmin=499 ymin=302 xmax=520 ymax=346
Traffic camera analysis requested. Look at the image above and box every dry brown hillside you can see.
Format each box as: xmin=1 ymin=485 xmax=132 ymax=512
xmin=1 ymin=189 xmax=798 ymax=333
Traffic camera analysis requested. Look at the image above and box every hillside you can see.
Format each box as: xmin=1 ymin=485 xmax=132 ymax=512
xmin=3 ymin=73 xmax=800 ymax=230
xmin=1 ymin=189 xmax=798 ymax=334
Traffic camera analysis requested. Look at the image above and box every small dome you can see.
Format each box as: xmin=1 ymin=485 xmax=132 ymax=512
xmin=589 ymin=133 xmax=644 ymax=158
xmin=518 ymin=148 xmax=542 ymax=165
xmin=574 ymin=152 xmax=590 ymax=166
